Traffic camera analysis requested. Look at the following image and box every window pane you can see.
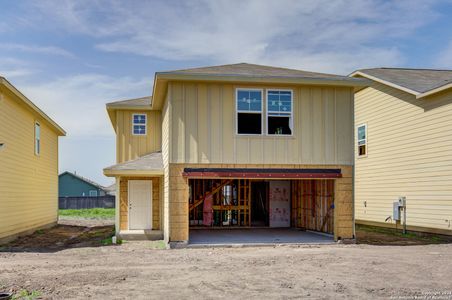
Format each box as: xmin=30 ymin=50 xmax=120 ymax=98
xmin=268 ymin=116 xmax=292 ymax=135
xmin=134 ymin=114 xmax=146 ymax=124
xmin=249 ymin=91 xmax=261 ymax=101
xmin=133 ymin=125 xmax=146 ymax=135
xmin=237 ymin=90 xmax=262 ymax=111
xmin=237 ymin=113 xmax=261 ymax=134
xmin=35 ymin=123 xmax=40 ymax=154
xmin=267 ymin=90 xmax=292 ymax=113
xmin=357 ymin=126 xmax=366 ymax=140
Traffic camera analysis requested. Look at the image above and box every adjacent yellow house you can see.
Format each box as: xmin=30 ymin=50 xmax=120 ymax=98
xmin=104 ymin=63 xmax=367 ymax=245
xmin=351 ymin=68 xmax=452 ymax=235
xmin=0 ymin=76 xmax=65 ymax=243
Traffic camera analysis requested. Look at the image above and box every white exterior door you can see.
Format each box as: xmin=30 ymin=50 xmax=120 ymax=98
xmin=128 ymin=180 xmax=152 ymax=230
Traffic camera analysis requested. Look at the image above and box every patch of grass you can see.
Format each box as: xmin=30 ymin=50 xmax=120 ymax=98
xmin=101 ymin=236 xmax=122 ymax=246
xmin=59 ymin=208 xmax=115 ymax=219
xmin=357 ymin=224 xmax=447 ymax=243
xmin=35 ymin=229 xmax=44 ymax=235
xmin=149 ymin=240 xmax=167 ymax=250
xmin=12 ymin=290 xmax=41 ymax=300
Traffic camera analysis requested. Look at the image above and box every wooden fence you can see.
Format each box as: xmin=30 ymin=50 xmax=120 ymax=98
xmin=59 ymin=196 xmax=115 ymax=209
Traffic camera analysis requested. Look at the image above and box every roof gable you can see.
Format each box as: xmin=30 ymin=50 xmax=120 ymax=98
xmin=152 ymin=63 xmax=368 ymax=109
xmin=0 ymin=77 xmax=66 ymax=136
xmin=59 ymin=171 xmax=106 ymax=191
xmin=351 ymin=68 xmax=452 ymax=98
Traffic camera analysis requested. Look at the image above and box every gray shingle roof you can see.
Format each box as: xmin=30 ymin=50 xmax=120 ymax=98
xmin=106 ymin=96 xmax=151 ymax=107
xmin=159 ymin=63 xmax=359 ymax=82
xmin=104 ymin=151 xmax=163 ymax=172
xmin=354 ymin=68 xmax=452 ymax=94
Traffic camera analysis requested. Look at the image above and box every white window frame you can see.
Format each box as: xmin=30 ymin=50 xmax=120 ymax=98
xmin=34 ymin=122 xmax=41 ymax=156
xmin=235 ymin=88 xmax=264 ymax=136
xmin=89 ymin=190 xmax=98 ymax=197
xmin=132 ymin=113 xmax=147 ymax=136
xmin=357 ymin=123 xmax=367 ymax=158
xmin=266 ymin=89 xmax=293 ymax=136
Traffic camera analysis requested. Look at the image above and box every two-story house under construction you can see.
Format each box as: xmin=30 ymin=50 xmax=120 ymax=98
xmin=104 ymin=63 xmax=367 ymax=246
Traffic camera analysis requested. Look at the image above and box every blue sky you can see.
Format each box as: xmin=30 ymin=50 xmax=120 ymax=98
xmin=1 ymin=0 xmax=452 ymax=186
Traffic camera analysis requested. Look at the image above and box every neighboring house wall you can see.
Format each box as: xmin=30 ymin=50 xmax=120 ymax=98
xmin=0 ymin=87 xmax=59 ymax=241
xmin=355 ymin=82 xmax=452 ymax=234
xmin=115 ymin=110 xmax=162 ymax=163
xmin=168 ymin=82 xmax=354 ymax=165
xmin=58 ymin=173 xmax=105 ymax=197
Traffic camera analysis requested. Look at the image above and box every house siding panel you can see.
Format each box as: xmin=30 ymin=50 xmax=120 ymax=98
xmin=0 ymin=88 xmax=59 ymax=241
xmin=116 ymin=110 xmax=161 ymax=164
xmin=355 ymin=82 xmax=452 ymax=234
xmin=168 ymin=82 xmax=354 ymax=165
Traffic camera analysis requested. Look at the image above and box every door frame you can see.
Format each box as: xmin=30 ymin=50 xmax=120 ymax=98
xmin=127 ymin=179 xmax=153 ymax=230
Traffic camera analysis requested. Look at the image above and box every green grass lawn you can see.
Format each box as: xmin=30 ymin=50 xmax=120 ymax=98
xmin=59 ymin=208 xmax=115 ymax=219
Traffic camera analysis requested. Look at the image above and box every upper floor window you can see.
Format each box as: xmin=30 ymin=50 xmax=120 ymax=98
xmin=132 ymin=114 xmax=147 ymax=135
xmin=267 ymin=90 xmax=292 ymax=135
xmin=236 ymin=89 xmax=262 ymax=135
xmin=35 ymin=122 xmax=40 ymax=155
xmin=357 ymin=124 xmax=367 ymax=157
xmin=89 ymin=190 xmax=98 ymax=197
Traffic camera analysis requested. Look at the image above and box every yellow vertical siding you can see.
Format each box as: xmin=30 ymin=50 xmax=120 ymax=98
xmin=115 ymin=110 xmax=161 ymax=163
xmin=169 ymin=82 xmax=353 ymax=165
xmin=162 ymin=90 xmax=171 ymax=242
xmin=355 ymin=82 xmax=452 ymax=234
xmin=0 ymin=88 xmax=59 ymax=240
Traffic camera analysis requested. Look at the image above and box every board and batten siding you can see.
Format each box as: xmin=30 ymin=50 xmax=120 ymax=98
xmin=115 ymin=110 xmax=162 ymax=164
xmin=0 ymin=88 xmax=59 ymax=240
xmin=168 ymin=82 xmax=354 ymax=165
xmin=162 ymin=97 xmax=171 ymax=242
xmin=355 ymin=82 xmax=452 ymax=233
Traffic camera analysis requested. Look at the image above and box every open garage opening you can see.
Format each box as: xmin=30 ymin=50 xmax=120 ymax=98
xmin=188 ymin=178 xmax=335 ymax=245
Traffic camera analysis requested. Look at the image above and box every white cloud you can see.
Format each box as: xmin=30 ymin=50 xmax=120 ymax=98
xmin=0 ymin=43 xmax=75 ymax=58
xmin=0 ymin=57 xmax=36 ymax=78
xmin=18 ymin=74 xmax=152 ymax=137
xmin=34 ymin=0 xmax=440 ymax=73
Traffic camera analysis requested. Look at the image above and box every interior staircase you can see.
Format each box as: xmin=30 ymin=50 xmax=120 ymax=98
xmin=189 ymin=179 xmax=233 ymax=212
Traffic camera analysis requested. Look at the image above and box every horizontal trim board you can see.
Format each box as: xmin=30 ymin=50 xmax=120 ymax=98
xmin=182 ymin=167 xmax=342 ymax=178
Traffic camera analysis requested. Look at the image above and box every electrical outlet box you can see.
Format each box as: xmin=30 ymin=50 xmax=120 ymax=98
xmin=393 ymin=201 xmax=401 ymax=221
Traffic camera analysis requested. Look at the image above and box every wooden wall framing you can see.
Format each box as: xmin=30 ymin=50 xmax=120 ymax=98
xmin=189 ymin=179 xmax=251 ymax=227
xmin=291 ymin=180 xmax=335 ymax=234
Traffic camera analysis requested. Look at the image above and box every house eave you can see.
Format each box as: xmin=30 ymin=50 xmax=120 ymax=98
xmin=152 ymin=72 xmax=369 ymax=110
xmin=416 ymin=82 xmax=452 ymax=99
xmin=0 ymin=77 xmax=66 ymax=136
xmin=103 ymin=169 xmax=164 ymax=177
xmin=350 ymin=71 xmax=420 ymax=96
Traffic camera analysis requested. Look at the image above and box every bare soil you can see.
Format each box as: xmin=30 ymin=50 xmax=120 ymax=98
xmin=0 ymin=222 xmax=451 ymax=299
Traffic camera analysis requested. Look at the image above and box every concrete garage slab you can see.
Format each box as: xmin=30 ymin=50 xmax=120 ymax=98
xmin=188 ymin=228 xmax=334 ymax=247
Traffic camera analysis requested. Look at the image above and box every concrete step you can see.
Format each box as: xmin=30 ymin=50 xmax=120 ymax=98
xmin=118 ymin=230 xmax=163 ymax=241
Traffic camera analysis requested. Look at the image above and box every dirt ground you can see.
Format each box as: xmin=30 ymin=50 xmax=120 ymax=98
xmin=1 ymin=222 xmax=452 ymax=299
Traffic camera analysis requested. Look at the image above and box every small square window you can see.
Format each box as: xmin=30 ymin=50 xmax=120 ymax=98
xmin=132 ymin=114 xmax=147 ymax=135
